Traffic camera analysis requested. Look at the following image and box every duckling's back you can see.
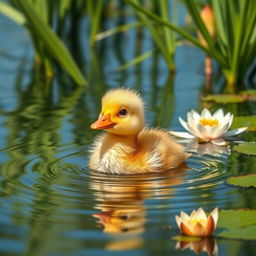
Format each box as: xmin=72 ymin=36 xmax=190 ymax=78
xmin=137 ymin=129 xmax=188 ymax=171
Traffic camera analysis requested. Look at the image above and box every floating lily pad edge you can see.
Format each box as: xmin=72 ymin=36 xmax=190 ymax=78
xmin=233 ymin=142 xmax=256 ymax=156
xmin=227 ymin=174 xmax=256 ymax=189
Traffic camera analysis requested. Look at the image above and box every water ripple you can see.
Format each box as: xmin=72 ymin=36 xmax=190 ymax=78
xmin=0 ymin=140 xmax=235 ymax=241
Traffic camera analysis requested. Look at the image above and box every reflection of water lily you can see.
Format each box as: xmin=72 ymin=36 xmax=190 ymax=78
xmin=171 ymin=109 xmax=247 ymax=146
xmin=176 ymin=208 xmax=218 ymax=237
xmin=186 ymin=139 xmax=231 ymax=156
xmin=176 ymin=237 xmax=218 ymax=256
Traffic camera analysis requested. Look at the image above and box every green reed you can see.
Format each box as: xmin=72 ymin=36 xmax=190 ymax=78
xmin=125 ymin=0 xmax=177 ymax=72
xmin=185 ymin=0 xmax=256 ymax=92
xmin=1 ymin=0 xmax=87 ymax=86
xmin=125 ymin=0 xmax=256 ymax=92
xmin=1 ymin=0 xmax=255 ymax=91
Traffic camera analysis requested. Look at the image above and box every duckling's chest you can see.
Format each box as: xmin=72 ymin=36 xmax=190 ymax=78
xmin=91 ymin=141 xmax=134 ymax=174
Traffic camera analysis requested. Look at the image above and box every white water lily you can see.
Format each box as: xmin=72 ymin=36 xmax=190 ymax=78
xmin=175 ymin=208 xmax=218 ymax=237
xmin=170 ymin=108 xmax=248 ymax=146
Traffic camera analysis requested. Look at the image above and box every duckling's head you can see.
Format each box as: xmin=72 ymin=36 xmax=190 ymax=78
xmin=91 ymin=89 xmax=144 ymax=136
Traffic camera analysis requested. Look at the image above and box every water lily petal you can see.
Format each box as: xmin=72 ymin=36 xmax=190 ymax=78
xmin=196 ymin=123 xmax=210 ymax=140
xmin=175 ymin=215 xmax=182 ymax=228
xmin=201 ymin=108 xmax=212 ymax=118
xmin=187 ymin=114 xmax=204 ymax=138
xmin=206 ymin=215 xmax=215 ymax=236
xmin=170 ymin=131 xmax=195 ymax=139
xmin=223 ymin=113 xmax=234 ymax=129
xmin=179 ymin=117 xmax=193 ymax=133
xmin=212 ymin=122 xmax=230 ymax=138
xmin=224 ymin=127 xmax=248 ymax=137
xmin=187 ymin=112 xmax=194 ymax=125
xmin=211 ymin=113 xmax=232 ymax=137
xmin=180 ymin=223 xmax=194 ymax=236
xmin=211 ymin=138 xmax=227 ymax=146
xmin=222 ymin=113 xmax=232 ymax=126
xmin=180 ymin=211 xmax=190 ymax=220
xmin=204 ymin=125 xmax=216 ymax=138
xmin=210 ymin=124 xmax=224 ymax=138
xmin=213 ymin=108 xmax=224 ymax=120
xmin=180 ymin=117 xmax=202 ymax=138
xmin=190 ymin=110 xmax=201 ymax=123
xmin=190 ymin=209 xmax=198 ymax=219
xmin=210 ymin=208 xmax=218 ymax=229
xmin=196 ymin=208 xmax=208 ymax=221
xmin=188 ymin=122 xmax=203 ymax=138
xmin=193 ymin=222 xmax=207 ymax=236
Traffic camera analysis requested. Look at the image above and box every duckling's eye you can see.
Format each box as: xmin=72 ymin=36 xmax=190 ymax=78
xmin=119 ymin=108 xmax=128 ymax=117
xmin=119 ymin=215 xmax=128 ymax=220
xmin=121 ymin=227 xmax=129 ymax=233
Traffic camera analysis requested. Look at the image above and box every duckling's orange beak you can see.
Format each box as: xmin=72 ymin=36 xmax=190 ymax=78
xmin=90 ymin=114 xmax=116 ymax=130
xmin=93 ymin=211 xmax=113 ymax=224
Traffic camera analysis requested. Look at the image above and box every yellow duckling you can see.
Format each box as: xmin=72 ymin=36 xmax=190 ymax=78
xmin=89 ymin=88 xmax=189 ymax=174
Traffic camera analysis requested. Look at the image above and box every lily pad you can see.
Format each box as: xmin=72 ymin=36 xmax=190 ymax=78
xmin=234 ymin=142 xmax=256 ymax=156
xmin=231 ymin=116 xmax=256 ymax=132
xmin=202 ymin=94 xmax=245 ymax=103
xmin=240 ymin=90 xmax=256 ymax=99
xmin=217 ymin=209 xmax=256 ymax=240
xmin=227 ymin=174 xmax=256 ymax=188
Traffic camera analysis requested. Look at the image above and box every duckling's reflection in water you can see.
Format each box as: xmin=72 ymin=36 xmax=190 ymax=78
xmin=90 ymin=165 xmax=188 ymax=250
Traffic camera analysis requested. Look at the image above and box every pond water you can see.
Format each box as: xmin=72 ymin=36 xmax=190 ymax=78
xmin=0 ymin=11 xmax=256 ymax=256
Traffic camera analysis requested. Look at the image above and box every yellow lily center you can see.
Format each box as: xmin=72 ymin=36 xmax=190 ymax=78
xmin=199 ymin=118 xmax=219 ymax=127
xmin=189 ymin=218 xmax=206 ymax=225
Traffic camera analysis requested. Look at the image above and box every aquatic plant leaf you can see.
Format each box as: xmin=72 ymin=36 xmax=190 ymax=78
xmin=117 ymin=50 xmax=155 ymax=71
xmin=202 ymin=94 xmax=245 ymax=103
xmin=95 ymin=22 xmax=141 ymax=41
xmin=131 ymin=0 xmax=175 ymax=70
xmin=13 ymin=0 xmax=88 ymax=86
xmin=240 ymin=90 xmax=256 ymax=96
xmin=227 ymin=174 xmax=256 ymax=188
xmin=87 ymin=0 xmax=104 ymax=46
xmin=217 ymin=209 xmax=256 ymax=240
xmin=124 ymin=0 xmax=226 ymax=66
xmin=0 ymin=2 xmax=26 ymax=25
xmin=239 ymin=90 xmax=256 ymax=101
xmin=59 ymin=0 xmax=72 ymax=20
xmin=231 ymin=116 xmax=256 ymax=132
xmin=234 ymin=142 xmax=256 ymax=156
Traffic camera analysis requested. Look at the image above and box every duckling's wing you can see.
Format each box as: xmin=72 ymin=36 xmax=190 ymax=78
xmin=138 ymin=129 xmax=188 ymax=170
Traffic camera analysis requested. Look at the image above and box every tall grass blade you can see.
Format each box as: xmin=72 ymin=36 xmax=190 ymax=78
xmin=117 ymin=49 xmax=155 ymax=71
xmin=59 ymin=0 xmax=72 ymax=20
xmin=125 ymin=0 xmax=226 ymax=66
xmin=89 ymin=0 xmax=104 ymax=46
xmin=34 ymin=0 xmax=48 ymax=23
xmin=0 ymin=2 xmax=26 ymax=25
xmin=159 ymin=0 xmax=174 ymax=56
xmin=13 ymin=0 xmax=88 ymax=86
xmin=95 ymin=22 xmax=141 ymax=41
xmin=211 ymin=0 xmax=227 ymax=47
xmin=131 ymin=0 xmax=174 ymax=70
